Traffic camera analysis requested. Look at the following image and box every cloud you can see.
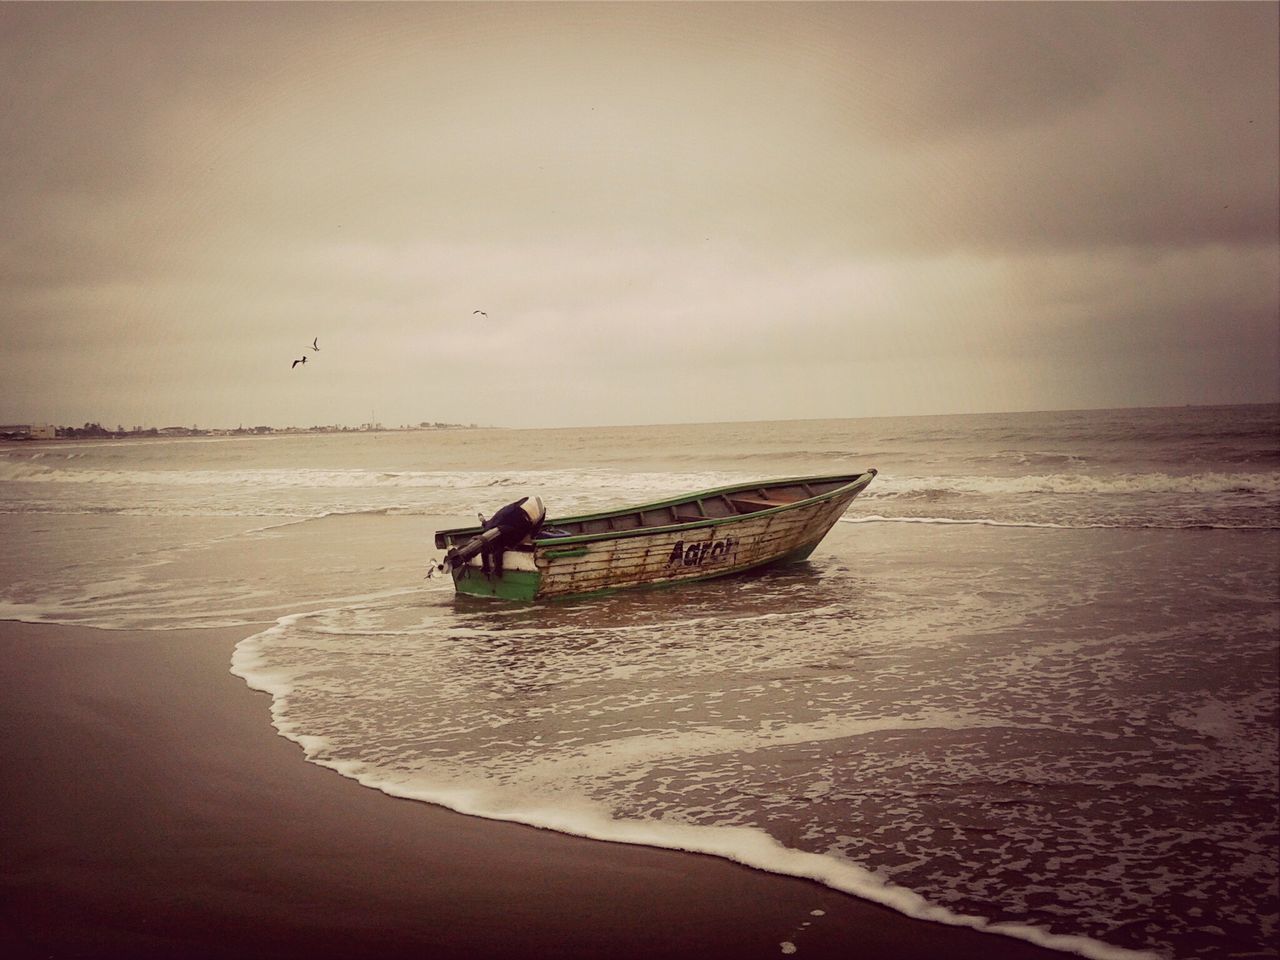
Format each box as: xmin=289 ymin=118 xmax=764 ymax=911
xmin=0 ymin=2 xmax=1276 ymax=428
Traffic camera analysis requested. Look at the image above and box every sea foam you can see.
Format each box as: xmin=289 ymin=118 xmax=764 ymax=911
xmin=230 ymin=609 xmax=1163 ymax=960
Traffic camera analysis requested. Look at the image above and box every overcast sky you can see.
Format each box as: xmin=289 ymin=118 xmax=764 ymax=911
xmin=2 ymin=2 xmax=1277 ymax=429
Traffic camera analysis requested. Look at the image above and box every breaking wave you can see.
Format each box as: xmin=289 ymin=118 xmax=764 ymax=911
xmin=231 ymin=606 xmax=1164 ymax=960
xmin=863 ymin=472 xmax=1280 ymax=498
xmin=4 ymin=459 xmax=1277 ymax=499
xmin=841 ymin=515 xmax=1279 ymax=531
xmin=0 ymin=460 xmax=748 ymax=495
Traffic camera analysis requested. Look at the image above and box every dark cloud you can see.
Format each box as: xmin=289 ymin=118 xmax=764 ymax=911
xmin=822 ymin=2 xmax=1129 ymax=142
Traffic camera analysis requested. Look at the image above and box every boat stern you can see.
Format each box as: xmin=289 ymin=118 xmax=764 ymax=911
xmin=449 ymin=549 xmax=543 ymax=601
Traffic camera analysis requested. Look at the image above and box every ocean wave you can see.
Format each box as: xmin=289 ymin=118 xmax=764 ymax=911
xmin=886 ymin=488 xmax=956 ymax=502
xmin=730 ymin=449 xmax=867 ymax=462
xmin=0 ymin=584 xmax=421 ymax=632
xmin=231 ymin=612 xmax=1158 ymax=960
xmin=0 ymin=461 xmax=747 ymax=494
xmin=842 ymin=515 xmax=1077 ymax=529
xmin=961 ymin=451 xmax=1090 ymax=468
xmin=232 ymin=616 xmax=1162 ymax=960
xmin=5 ymin=458 xmax=1277 ymax=499
xmin=841 ymin=515 xmax=1280 ymax=531
xmin=864 ymin=471 xmax=1280 ymax=498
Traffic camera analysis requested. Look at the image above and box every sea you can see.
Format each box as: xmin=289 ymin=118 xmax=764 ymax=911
xmin=2 ymin=403 xmax=1276 ymax=960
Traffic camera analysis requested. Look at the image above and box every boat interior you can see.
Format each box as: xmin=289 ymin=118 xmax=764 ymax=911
xmin=534 ymin=476 xmax=858 ymax=540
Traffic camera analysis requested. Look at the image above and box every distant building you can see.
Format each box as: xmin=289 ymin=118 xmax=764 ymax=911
xmin=0 ymin=424 xmax=54 ymax=440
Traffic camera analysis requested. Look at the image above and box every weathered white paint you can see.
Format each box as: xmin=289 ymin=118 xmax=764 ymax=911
xmin=534 ymin=494 xmax=854 ymax=598
xmin=465 ymin=550 xmax=539 ymax=572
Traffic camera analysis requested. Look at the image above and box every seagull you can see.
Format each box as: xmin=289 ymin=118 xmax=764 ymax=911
xmin=292 ymin=356 xmax=307 ymax=369
xmin=310 ymin=338 xmax=320 ymax=351
xmin=473 ymin=310 xmax=487 ymax=317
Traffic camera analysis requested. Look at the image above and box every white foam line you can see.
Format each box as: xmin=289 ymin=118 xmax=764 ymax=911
xmin=229 ymin=586 xmax=424 ymax=656
xmin=505 ymin=713 xmax=1009 ymax=785
xmin=841 ymin=515 xmax=1277 ymax=531
xmin=0 ymin=585 xmax=425 ymax=633
xmin=239 ymin=507 xmax=394 ymax=535
xmin=843 ymin=515 xmax=1073 ymax=529
xmin=232 ymin=611 xmax=1158 ymax=960
xmin=0 ymin=461 xmax=750 ymax=494
xmin=865 ymin=471 xmax=1280 ymax=496
xmin=240 ymin=516 xmax=324 ymax=534
xmin=306 ymin=766 xmax=1158 ymax=960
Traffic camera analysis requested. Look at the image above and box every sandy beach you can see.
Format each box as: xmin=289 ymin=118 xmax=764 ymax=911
xmin=0 ymin=620 xmax=1074 ymax=960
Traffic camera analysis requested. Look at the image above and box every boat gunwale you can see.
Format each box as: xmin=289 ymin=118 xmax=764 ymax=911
xmin=434 ymin=470 xmax=877 ymax=550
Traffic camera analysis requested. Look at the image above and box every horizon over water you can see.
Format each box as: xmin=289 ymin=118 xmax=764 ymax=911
xmin=16 ymin=399 xmax=1274 ymax=435
xmin=2 ymin=403 xmax=1276 ymax=960
xmin=535 ymin=400 xmax=1280 ymax=431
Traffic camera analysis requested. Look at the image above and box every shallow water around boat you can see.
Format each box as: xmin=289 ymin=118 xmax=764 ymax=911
xmin=2 ymin=404 xmax=1277 ymax=960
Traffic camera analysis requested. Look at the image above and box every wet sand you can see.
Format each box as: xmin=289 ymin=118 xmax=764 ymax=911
xmin=0 ymin=621 xmax=1072 ymax=960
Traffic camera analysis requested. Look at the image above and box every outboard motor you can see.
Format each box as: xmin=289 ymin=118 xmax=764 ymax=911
xmin=439 ymin=496 xmax=546 ymax=577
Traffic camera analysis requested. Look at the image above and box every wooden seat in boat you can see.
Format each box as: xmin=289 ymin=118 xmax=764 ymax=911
xmin=729 ymin=491 xmax=805 ymax=513
xmin=730 ymin=496 xmax=780 ymax=513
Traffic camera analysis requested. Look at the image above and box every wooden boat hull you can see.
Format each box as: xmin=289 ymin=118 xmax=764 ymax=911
xmin=434 ymin=470 xmax=876 ymax=601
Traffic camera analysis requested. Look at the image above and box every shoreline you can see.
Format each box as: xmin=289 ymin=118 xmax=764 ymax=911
xmin=1 ymin=619 xmax=1076 ymax=959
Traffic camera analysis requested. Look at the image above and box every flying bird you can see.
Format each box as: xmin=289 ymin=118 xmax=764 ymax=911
xmin=310 ymin=338 xmax=320 ymax=351
xmin=473 ymin=310 xmax=487 ymax=317
xmin=292 ymin=356 xmax=307 ymax=369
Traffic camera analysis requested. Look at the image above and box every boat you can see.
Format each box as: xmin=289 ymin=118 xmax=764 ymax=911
xmin=432 ymin=470 xmax=877 ymax=601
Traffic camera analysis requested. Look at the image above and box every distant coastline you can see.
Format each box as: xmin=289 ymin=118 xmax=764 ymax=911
xmin=3 ymin=401 xmax=1275 ymax=441
xmin=0 ymin=421 xmax=482 ymax=442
